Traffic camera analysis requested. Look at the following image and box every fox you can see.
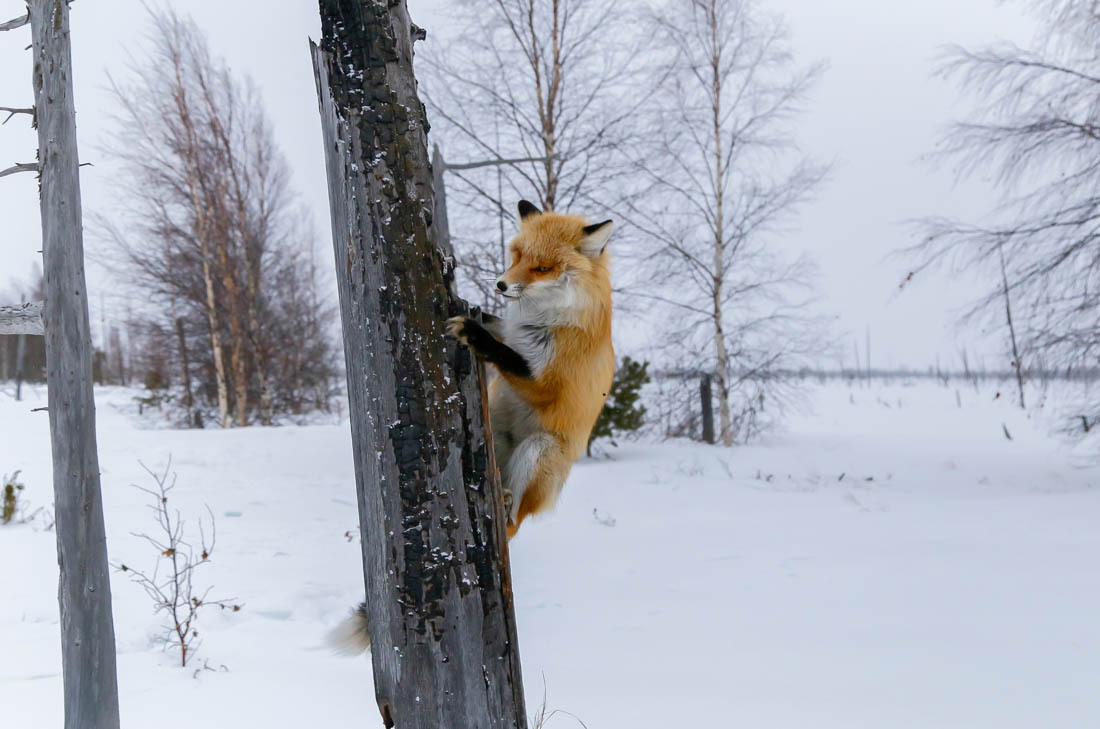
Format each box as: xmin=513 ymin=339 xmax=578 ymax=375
xmin=330 ymin=200 xmax=615 ymax=654
xmin=448 ymin=199 xmax=615 ymax=538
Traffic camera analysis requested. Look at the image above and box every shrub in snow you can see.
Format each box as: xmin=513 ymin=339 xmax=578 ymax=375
xmin=116 ymin=459 xmax=241 ymax=667
xmin=1 ymin=470 xmax=24 ymax=525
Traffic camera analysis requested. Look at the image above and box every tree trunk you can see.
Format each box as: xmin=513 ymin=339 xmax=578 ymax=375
xmin=998 ymin=244 xmax=1026 ymax=409
xmin=15 ymin=331 xmax=26 ymax=401
xmin=709 ymin=3 xmax=733 ymax=447
xmin=29 ymin=1 xmax=121 ymax=727
xmin=216 ymin=244 xmax=249 ymax=427
xmin=311 ymin=0 xmax=527 ymax=726
xmin=700 ymin=373 xmax=715 ymax=445
xmin=199 ymin=251 xmax=231 ymax=427
xmin=176 ymin=316 xmax=195 ymax=428
xmin=173 ymin=70 xmax=231 ymax=428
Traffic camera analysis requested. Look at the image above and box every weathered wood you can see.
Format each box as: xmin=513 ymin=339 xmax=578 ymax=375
xmin=0 ymin=161 xmax=38 ymax=177
xmin=0 ymin=10 xmax=28 ymax=31
xmin=311 ymin=0 xmax=526 ymax=726
xmin=0 ymin=302 xmax=44 ymax=335
xmin=28 ymin=1 xmax=120 ymax=727
xmin=431 ymin=144 xmax=451 ymax=254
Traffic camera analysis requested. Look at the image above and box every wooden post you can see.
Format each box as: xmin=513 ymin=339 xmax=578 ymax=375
xmin=700 ymin=373 xmax=715 ymax=445
xmin=312 ymin=1 xmax=526 ymax=727
xmin=29 ymin=1 xmax=121 ymax=727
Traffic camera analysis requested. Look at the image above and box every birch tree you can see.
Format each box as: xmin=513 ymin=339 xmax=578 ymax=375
xmin=421 ymin=0 xmax=642 ymax=306
xmin=909 ymin=0 xmax=1100 ymax=423
xmin=100 ymin=9 xmax=336 ymax=425
xmin=625 ymin=0 xmax=828 ymax=445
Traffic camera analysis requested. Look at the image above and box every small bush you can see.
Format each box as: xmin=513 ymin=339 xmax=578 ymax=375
xmin=2 ymin=471 xmax=24 ymax=525
xmin=116 ymin=459 xmax=241 ymax=667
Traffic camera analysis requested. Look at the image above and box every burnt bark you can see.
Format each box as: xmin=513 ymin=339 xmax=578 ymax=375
xmin=29 ymin=0 xmax=121 ymax=727
xmin=311 ymin=1 xmax=526 ymax=727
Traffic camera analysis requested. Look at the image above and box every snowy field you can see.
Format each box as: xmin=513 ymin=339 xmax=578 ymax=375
xmin=2 ymin=380 xmax=1099 ymax=728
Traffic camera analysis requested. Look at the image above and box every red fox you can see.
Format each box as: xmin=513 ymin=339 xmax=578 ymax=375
xmin=330 ymin=201 xmax=614 ymax=654
xmin=447 ymin=199 xmax=615 ymax=537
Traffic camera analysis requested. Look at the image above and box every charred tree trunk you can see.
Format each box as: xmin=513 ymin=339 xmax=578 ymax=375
xmin=29 ymin=1 xmax=121 ymax=727
xmin=311 ymin=1 xmax=526 ymax=727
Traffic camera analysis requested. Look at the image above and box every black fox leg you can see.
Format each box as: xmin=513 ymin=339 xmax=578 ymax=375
xmin=479 ymin=311 xmax=505 ymax=338
xmin=447 ymin=316 xmax=532 ymax=378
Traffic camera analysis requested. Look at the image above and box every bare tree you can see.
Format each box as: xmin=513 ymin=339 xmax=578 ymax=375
xmin=907 ymin=0 xmax=1100 ymax=421
xmin=622 ymin=0 xmax=828 ymax=446
xmin=97 ymin=9 xmax=337 ymax=426
xmin=420 ymin=0 xmax=642 ymax=306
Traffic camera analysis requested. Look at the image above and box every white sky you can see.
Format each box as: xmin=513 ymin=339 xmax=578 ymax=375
xmin=0 ymin=0 xmax=1034 ymax=369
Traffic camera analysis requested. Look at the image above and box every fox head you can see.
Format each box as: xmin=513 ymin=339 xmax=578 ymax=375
xmin=496 ymin=200 xmax=613 ymax=313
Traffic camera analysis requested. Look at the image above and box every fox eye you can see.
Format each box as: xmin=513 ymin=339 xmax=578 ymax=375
xmin=532 ymin=265 xmax=553 ymax=274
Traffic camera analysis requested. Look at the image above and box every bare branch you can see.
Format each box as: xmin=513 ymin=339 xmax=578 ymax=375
xmin=0 ymin=12 xmax=28 ymax=31
xmin=0 ymin=106 xmax=33 ymax=124
xmin=0 ymin=162 xmax=38 ymax=178
xmin=442 ymin=154 xmax=555 ymax=171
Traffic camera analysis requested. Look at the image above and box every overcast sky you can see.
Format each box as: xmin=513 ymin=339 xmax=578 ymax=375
xmin=0 ymin=0 xmax=1034 ymax=368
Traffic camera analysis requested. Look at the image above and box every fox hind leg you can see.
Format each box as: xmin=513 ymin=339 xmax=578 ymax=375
xmin=504 ymin=433 xmax=571 ymax=538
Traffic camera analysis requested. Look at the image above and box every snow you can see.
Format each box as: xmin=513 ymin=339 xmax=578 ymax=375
xmin=2 ymin=380 xmax=1099 ymax=727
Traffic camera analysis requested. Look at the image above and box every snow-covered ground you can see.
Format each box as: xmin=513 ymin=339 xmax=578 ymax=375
xmin=2 ymin=380 xmax=1099 ymax=728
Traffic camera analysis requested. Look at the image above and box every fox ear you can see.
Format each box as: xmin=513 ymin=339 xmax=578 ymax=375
xmin=579 ymin=220 xmax=613 ymax=257
xmin=518 ymin=200 xmax=542 ymax=220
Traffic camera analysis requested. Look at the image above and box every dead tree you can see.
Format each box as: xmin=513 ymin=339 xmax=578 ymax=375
xmin=312 ymin=1 xmax=526 ymax=727
xmin=2 ymin=2 xmax=124 ymax=728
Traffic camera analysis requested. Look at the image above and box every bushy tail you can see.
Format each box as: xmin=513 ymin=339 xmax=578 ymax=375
xmin=327 ymin=602 xmax=371 ymax=655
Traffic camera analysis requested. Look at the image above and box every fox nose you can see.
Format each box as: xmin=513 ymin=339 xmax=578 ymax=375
xmin=496 ymin=280 xmax=508 ymax=292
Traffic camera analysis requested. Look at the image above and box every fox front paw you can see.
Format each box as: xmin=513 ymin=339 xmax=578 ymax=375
xmin=446 ymin=315 xmax=472 ymax=345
